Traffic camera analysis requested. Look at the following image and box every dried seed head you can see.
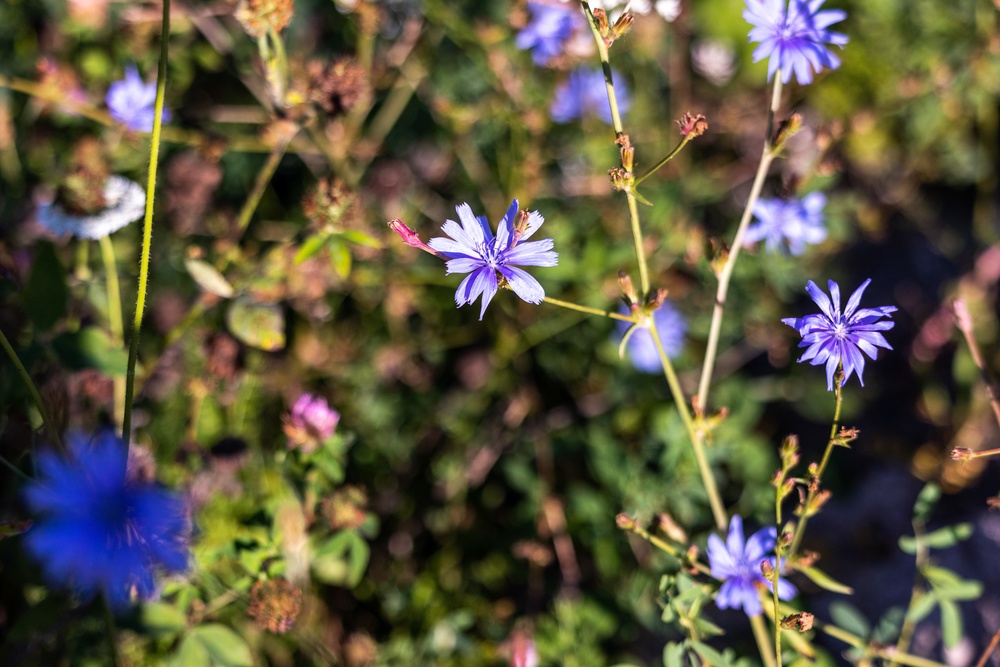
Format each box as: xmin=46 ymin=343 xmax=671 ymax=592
xmin=324 ymin=485 xmax=368 ymax=530
xmin=303 ymin=177 xmax=356 ymax=230
xmin=677 ymin=112 xmax=708 ymax=138
xmin=57 ymin=138 xmax=111 ymax=215
xmin=307 ymin=57 xmax=369 ymax=115
xmin=235 ymin=0 xmax=294 ymax=37
xmin=246 ymin=577 xmax=304 ymax=634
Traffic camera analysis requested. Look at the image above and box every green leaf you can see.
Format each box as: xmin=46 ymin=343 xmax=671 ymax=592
xmin=912 ymin=483 xmax=940 ymax=522
xmin=312 ymin=530 xmax=370 ymax=587
xmin=140 ymin=603 xmax=187 ymax=636
xmin=329 ymin=240 xmax=352 ymax=280
xmin=797 ymin=565 xmax=854 ymax=595
xmin=829 ymin=601 xmax=869 ymax=638
xmin=939 ymin=600 xmax=962 ymax=649
xmin=689 ymin=642 xmax=737 ymax=667
xmin=899 ymin=523 xmax=973 ymax=553
xmin=168 ymin=635 xmax=210 ymax=667
xmin=226 ymin=298 xmax=285 ymax=351
xmin=905 ymin=593 xmax=937 ymax=623
xmin=663 ymin=642 xmax=685 ymax=667
xmin=294 ymin=234 xmax=330 ymax=264
xmin=23 ymin=242 xmax=68 ymax=331
xmin=338 ymin=230 xmax=383 ymax=249
xmin=923 ymin=565 xmax=983 ymax=601
xmin=184 ymin=258 xmax=235 ymax=298
xmin=51 ymin=327 xmax=129 ymax=375
xmin=190 ymin=624 xmax=254 ymax=666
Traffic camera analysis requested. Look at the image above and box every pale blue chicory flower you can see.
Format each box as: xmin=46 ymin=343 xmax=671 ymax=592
xmin=106 ymin=65 xmax=171 ymax=132
xmin=22 ymin=430 xmax=190 ymax=611
xmin=616 ymin=301 xmax=686 ymax=373
xmin=515 ymin=2 xmax=582 ymax=66
xmin=428 ymin=200 xmax=558 ymax=320
xmin=708 ymin=515 xmax=797 ymax=617
xmin=550 ymin=67 xmax=630 ymax=125
xmin=744 ymin=192 xmax=827 ymax=255
xmin=37 ymin=175 xmax=146 ymax=239
xmin=743 ymin=0 xmax=848 ymax=85
xmin=782 ymin=279 xmax=896 ymax=390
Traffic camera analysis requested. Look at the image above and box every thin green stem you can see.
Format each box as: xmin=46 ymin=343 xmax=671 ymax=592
xmin=788 ymin=378 xmax=842 ymax=559
xmin=123 ymin=0 xmax=171 ymax=448
xmin=233 ymin=135 xmax=292 ymax=243
xmin=98 ymin=236 xmax=125 ymax=430
xmin=751 ymin=614 xmax=778 ymax=667
xmin=0 ymin=327 xmax=62 ymax=450
xmin=102 ymin=595 xmax=121 ymax=667
xmin=625 ymin=193 xmax=650 ymax=297
xmin=626 ymin=522 xmax=711 ymax=576
xmin=696 ymin=78 xmax=783 ymax=411
xmin=633 ymin=136 xmax=691 ymax=187
xmin=542 ymin=296 xmax=638 ymax=323
xmin=649 ymin=318 xmax=728 ymax=531
xmin=0 ymin=453 xmax=33 ymax=482
xmin=75 ymin=239 xmax=91 ymax=281
xmin=890 ymin=521 xmax=930 ymax=667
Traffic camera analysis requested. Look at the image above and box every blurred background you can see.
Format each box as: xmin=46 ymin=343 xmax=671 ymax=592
xmin=0 ymin=0 xmax=999 ymax=664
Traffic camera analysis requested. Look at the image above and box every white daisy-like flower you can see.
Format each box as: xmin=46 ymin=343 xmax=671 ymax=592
xmin=38 ymin=176 xmax=145 ymax=240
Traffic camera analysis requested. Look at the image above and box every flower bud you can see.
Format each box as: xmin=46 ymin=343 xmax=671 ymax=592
xmin=615 ymin=513 xmax=636 ymax=531
xmin=656 ymin=512 xmax=688 ymax=543
xmin=951 ymin=447 xmax=973 ymax=462
xmin=618 ymin=271 xmax=637 ymax=306
xmin=609 ymin=12 xmax=634 ymax=44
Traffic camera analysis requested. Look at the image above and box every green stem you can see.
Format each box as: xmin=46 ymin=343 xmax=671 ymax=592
xmin=649 ymin=318 xmax=728 ymax=531
xmin=103 ymin=595 xmax=121 ymax=667
xmin=890 ymin=521 xmax=929 ymax=667
xmin=0 ymin=453 xmax=33 ymax=481
xmin=696 ymin=78 xmax=783 ymax=410
xmin=0 ymin=326 xmax=62 ymax=450
xmin=788 ymin=377 xmax=842 ymax=559
xmin=542 ymin=296 xmax=637 ymax=323
xmin=750 ymin=614 xmax=778 ymax=667
xmin=233 ymin=135 xmax=292 ymax=243
xmin=626 ymin=522 xmax=711 ymax=576
xmin=98 ymin=236 xmax=125 ymax=431
xmin=122 ymin=0 xmax=171 ymax=449
xmin=75 ymin=239 xmax=91 ymax=281
xmin=633 ymin=136 xmax=691 ymax=187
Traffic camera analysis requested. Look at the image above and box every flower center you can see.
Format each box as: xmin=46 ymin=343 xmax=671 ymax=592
xmin=477 ymin=242 xmax=502 ymax=270
xmin=833 ymin=322 xmax=849 ymax=340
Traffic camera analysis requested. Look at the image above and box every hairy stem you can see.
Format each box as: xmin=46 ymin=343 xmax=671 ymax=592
xmin=788 ymin=377 xmax=843 ymax=559
xmin=122 ymin=0 xmax=171 ymax=448
xmin=650 ymin=319 xmax=728 ymax=531
xmin=696 ymin=78 xmax=783 ymax=410
xmin=98 ymin=236 xmax=125 ymax=430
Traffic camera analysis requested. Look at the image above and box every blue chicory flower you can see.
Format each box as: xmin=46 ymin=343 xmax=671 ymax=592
xmin=550 ymin=67 xmax=630 ymax=125
xmin=106 ymin=65 xmax=172 ymax=132
xmin=782 ymin=279 xmax=896 ymax=391
xmin=428 ymin=200 xmax=558 ymax=320
xmin=515 ymin=2 xmax=582 ymax=66
xmin=707 ymin=515 xmax=797 ymax=617
xmin=616 ymin=301 xmax=687 ymax=373
xmin=22 ymin=430 xmax=190 ymax=610
xmin=744 ymin=192 xmax=827 ymax=255
xmin=743 ymin=0 xmax=848 ymax=85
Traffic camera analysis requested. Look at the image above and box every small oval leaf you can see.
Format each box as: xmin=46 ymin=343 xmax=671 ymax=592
xmin=185 ymin=258 xmax=235 ymax=298
xmin=226 ymin=298 xmax=286 ymax=351
xmin=797 ymin=565 xmax=854 ymax=595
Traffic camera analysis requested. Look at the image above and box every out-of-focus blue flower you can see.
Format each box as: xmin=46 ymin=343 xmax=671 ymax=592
xmin=37 ymin=175 xmax=145 ymax=239
xmin=782 ymin=279 xmax=896 ymax=391
xmin=744 ymin=192 xmax=827 ymax=255
xmin=550 ymin=68 xmax=630 ymax=125
xmin=515 ymin=2 xmax=581 ymax=66
xmin=616 ymin=301 xmax=686 ymax=373
xmin=743 ymin=0 xmax=847 ymax=85
xmin=428 ymin=200 xmax=558 ymax=320
xmin=106 ymin=65 xmax=171 ymax=132
xmin=22 ymin=431 xmax=189 ymax=611
xmin=707 ymin=515 xmax=796 ymax=617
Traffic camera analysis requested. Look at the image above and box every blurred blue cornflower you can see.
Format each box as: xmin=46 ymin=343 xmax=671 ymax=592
xmin=707 ymin=515 xmax=797 ymax=617
xmin=744 ymin=192 xmax=827 ymax=255
xmin=37 ymin=175 xmax=146 ymax=239
xmin=516 ymin=2 xmax=582 ymax=66
xmin=106 ymin=65 xmax=171 ymax=132
xmin=550 ymin=67 xmax=630 ymax=125
xmin=23 ymin=430 xmax=189 ymax=611
xmin=616 ymin=302 xmax=686 ymax=373
xmin=782 ymin=279 xmax=896 ymax=391
xmin=428 ymin=200 xmax=558 ymax=320
xmin=743 ymin=0 xmax=848 ymax=85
